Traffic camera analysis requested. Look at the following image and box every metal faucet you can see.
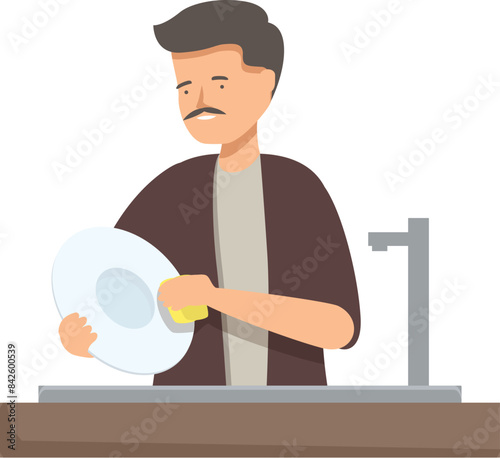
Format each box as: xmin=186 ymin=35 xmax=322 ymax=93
xmin=368 ymin=218 xmax=429 ymax=386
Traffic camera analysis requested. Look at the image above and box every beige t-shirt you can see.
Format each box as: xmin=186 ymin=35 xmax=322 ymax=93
xmin=213 ymin=155 xmax=269 ymax=385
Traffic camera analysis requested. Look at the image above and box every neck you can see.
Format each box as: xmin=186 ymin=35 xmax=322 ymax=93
xmin=219 ymin=124 xmax=260 ymax=172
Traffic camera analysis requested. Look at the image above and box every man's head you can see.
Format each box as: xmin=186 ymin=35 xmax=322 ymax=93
xmin=154 ymin=1 xmax=284 ymax=144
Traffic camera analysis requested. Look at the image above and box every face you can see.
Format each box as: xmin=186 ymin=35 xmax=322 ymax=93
xmin=172 ymin=44 xmax=275 ymax=144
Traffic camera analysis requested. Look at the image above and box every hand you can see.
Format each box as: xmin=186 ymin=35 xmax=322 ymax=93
xmin=59 ymin=312 xmax=97 ymax=358
xmin=158 ymin=274 xmax=215 ymax=311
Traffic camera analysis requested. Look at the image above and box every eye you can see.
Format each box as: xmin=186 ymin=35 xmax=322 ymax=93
xmin=220 ymin=85 xmax=224 ymax=89
xmin=184 ymin=90 xmax=189 ymax=94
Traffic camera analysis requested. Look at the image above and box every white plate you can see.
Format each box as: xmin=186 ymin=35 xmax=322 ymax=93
xmin=52 ymin=227 xmax=194 ymax=375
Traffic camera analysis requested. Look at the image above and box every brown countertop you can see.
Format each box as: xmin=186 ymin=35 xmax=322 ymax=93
xmin=1 ymin=402 xmax=499 ymax=456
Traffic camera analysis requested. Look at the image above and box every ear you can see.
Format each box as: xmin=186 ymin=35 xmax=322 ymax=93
xmin=262 ymin=68 xmax=276 ymax=94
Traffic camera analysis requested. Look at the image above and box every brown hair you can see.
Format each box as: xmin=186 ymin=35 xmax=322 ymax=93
xmin=153 ymin=1 xmax=284 ymax=96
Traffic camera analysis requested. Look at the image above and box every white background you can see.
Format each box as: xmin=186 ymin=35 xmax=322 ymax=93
xmin=1 ymin=0 xmax=499 ymax=403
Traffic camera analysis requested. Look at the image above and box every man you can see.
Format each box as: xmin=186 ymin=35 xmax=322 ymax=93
xmin=59 ymin=1 xmax=360 ymax=385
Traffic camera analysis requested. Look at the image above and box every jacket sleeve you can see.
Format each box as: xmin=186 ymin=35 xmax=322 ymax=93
xmin=263 ymin=155 xmax=361 ymax=349
xmin=317 ymin=183 xmax=360 ymax=349
xmin=305 ymin=166 xmax=360 ymax=349
xmin=113 ymin=173 xmax=165 ymax=244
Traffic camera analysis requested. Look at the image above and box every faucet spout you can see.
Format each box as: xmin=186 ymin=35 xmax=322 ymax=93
xmin=368 ymin=232 xmax=410 ymax=251
xmin=368 ymin=218 xmax=430 ymax=386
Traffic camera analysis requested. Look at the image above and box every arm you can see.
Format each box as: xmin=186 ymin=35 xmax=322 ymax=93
xmin=158 ymin=274 xmax=355 ymax=349
xmin=158 ymin=157 xmax=360 ymax=350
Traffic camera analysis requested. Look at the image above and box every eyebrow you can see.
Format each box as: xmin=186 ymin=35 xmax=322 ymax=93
xmin=176 ymin=80 xmax=192 ymax=90
xmin=212 ymin=76 xmax=229 ymax=81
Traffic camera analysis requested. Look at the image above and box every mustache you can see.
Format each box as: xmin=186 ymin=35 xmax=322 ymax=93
xmin=183 ymin=107 xmax=226 ymax=121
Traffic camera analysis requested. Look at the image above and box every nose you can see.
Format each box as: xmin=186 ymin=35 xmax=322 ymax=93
xmin=195 ymin=85 xmax=206 ymax=108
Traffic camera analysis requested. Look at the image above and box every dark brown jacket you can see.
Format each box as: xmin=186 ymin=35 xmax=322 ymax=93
xmin=115 ymin=153 xmax=360 ymax=385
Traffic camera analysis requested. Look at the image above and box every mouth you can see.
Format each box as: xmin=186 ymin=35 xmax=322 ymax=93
xmin=184 ymin=107 xmax=226 ymax=121
xmin=196 ymin=115 xmax=217 ymax=120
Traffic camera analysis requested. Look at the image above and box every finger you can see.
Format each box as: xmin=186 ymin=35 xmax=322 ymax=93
xmin=158 ymin=290 xmax=177 ymax=302
xmin=158 ymin=282 xmax=175 ymax=295
xmin=159 ymin=277 xmax=175 ymax=288
xmin=76 ymin=325 xmax=93 ymax=337
xmin=159 ymin=275 xmax=186 ymax=291
xmin=62 ymin=314 xmax=81 ymax=327
xmin=89 ymin=332 xmax=98 ymax=343
xmin=158 ymin=286 xmax=168 ymax=297
xmin=81 ymin=324 xmax=93 ymax=334
xmin=78 ymin=316 xmax=88 ymax=326
xmin=161 ymin=299 xmax=177 ymax=309
xmin=60 ymin=314 xmax=81 ymax=333
xmin=169 ymin=304 xmax=184 ymax=311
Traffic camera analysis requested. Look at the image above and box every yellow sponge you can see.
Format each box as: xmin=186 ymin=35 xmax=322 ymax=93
xmin=168 ymin=304 xmax=209 ymax=323
xmin=160 ymin=276 xmax=209 ymax=323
